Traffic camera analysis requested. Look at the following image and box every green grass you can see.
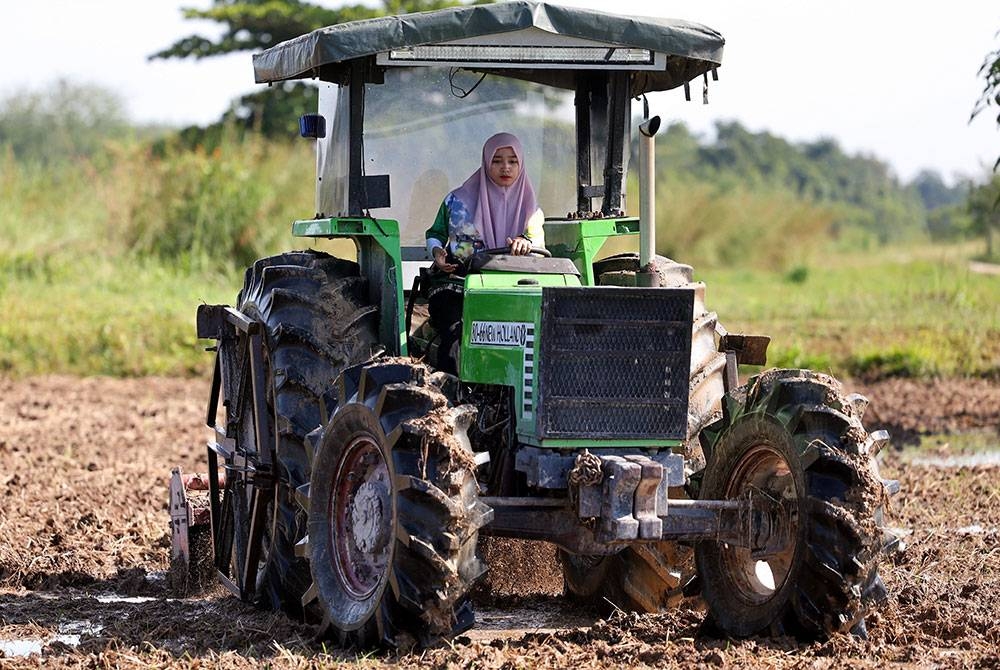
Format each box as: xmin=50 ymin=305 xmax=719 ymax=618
xmin=699 ymin=243 xmax=1000 ymax=379
xmin=914 ymin=431 xmax=998 ymax=453
xmin=2 ymin=240 xmax=993 ymax=379
xmin=0 ymin=253 xmax=236 ymax=376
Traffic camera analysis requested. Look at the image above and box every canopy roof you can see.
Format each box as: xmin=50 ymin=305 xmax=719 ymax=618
xmin=252 ymin=1 xmax=724 ymax=94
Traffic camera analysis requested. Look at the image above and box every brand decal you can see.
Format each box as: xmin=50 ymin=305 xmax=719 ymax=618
xmin=470 ymin=321 xmax=532 ymax=348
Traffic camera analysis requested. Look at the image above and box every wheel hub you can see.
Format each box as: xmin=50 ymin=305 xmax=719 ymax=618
xmin=722 ymin=444 xmax=799 ymax=603
xmin=351 ymin=480 xmax=391 ymax=554
xmin=331 ymin=436 xmax=392 ymax=599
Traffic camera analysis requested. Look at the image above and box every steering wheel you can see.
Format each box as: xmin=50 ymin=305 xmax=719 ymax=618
xmin=481 ymin=246 xmax=552 ymax=258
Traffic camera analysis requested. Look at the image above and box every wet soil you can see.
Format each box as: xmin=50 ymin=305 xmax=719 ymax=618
xmin=0 ymin=375 xmax=998 ymax=668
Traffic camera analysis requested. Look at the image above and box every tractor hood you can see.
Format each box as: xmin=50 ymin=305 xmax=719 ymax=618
xmin=252 ymin=1 xmax=724 ymax=95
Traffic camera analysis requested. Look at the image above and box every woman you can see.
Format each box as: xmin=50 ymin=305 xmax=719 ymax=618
xmin=423 ymin=132 xmax=545 ymax=372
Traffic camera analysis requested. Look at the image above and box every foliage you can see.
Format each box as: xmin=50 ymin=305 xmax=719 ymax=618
xmin=2 ymin=118 xmax=997 ymax=378
xmin=649 ymin=121 xmax=931 ymax=250
xmin=972 ymin=31 xmax=1000 ymax=169
xmin=910 ymin=169 xmax=968 ymax=211
xmin=1 ymin=131 xmax=314 ymax=272
xmin=152 ymin=0 xmax=463 ymax=60
xmin=152 ymin=0 xmax=473 ymax=139
xmin=966 ymin=174 xmax=1000 ymax=260
xmin=0 ymin=80 xmax=132 ymax=163
xmin=648 ymin=177 xmax=833 ymax=272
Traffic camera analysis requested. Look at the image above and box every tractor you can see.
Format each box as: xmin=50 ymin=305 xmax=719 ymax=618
xmin=171 ymin=0 xmax=898 ymax=648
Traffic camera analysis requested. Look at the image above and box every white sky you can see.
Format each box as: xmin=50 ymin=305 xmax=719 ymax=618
xmin=1 ymin=0 xmax=997 ymax=183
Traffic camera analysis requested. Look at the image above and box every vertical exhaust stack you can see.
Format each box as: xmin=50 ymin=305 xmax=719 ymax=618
xmin=637 ymin=116 xmax=661 ymax=287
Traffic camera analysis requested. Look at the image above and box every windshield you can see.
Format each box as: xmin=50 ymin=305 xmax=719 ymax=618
xmin=317 ymin=67 xmax=577 ymax=250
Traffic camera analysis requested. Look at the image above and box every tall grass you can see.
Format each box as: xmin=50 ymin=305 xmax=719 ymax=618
xmin=621 ymin=170 xmax=836 ymax=272
xmin=0 ymin=135 xmax=316 ymax=376
xmin=100 ymin=136 xmax=314 ymax=271
xmin=1 ymin=135 xmax=315 ymax=270
xmin=653 ymin=178 xmax=834 ymax=271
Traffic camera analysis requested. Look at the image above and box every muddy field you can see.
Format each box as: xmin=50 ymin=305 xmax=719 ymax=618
xmin=1 ymin=375 xmax=999 ymax=668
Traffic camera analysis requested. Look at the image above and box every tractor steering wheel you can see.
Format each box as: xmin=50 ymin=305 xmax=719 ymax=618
xmin=481 ymin=246 xmax=552 ymax=258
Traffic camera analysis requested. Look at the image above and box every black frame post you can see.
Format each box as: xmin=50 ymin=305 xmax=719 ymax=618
xmin=602 ymin=72 xmax=630 ymax=215
xmin=348 ymin=59 xmax=366 ymax=217
xmin=574 ymin=78 xmax=593 ymax=214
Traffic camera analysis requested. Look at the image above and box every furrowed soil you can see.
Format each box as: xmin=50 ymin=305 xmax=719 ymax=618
xmin=1 ymin=375 xmax=999 ymax=668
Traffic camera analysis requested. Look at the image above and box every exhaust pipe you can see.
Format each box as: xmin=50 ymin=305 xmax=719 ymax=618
xmin=637 ymin=116 xmax=661 ymax=286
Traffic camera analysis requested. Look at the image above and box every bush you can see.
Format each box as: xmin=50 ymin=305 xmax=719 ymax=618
xmin=652 ymin=178 xmax=833 ymax=271
xmin=101 ymin=134 xmax=314 ymax=270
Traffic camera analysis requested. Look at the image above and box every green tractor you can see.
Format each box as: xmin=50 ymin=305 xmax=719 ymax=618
xmin=173 ymin=1 xmax=897 ymax=648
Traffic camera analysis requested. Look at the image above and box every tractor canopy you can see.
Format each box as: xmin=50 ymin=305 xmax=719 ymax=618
xmin=252 ymin=1 xmax=724 ymax=95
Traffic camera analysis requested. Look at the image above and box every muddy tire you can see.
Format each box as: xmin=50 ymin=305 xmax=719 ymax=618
xmin=228 ymin=250 xmax=377 ymax=612
xmin=564 ymin=254 xmax=726 ymax=612
xmin=301 ymin=361 xmax=492 ymax=649
xmin=695 ymin=369 xmax=891 ymax=638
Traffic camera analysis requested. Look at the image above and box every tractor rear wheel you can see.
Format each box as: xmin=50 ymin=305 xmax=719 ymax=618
xmin=301 ymin=361 xmax=492 ymax=649
xmin=695 ymin=369 xmax=892 ymax=638
xmin=224 ymin=250 xmax=377 ymax=611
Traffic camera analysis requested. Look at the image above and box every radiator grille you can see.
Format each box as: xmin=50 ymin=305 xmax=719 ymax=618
xmin=538 ymin=287 xmax=692 ymax=440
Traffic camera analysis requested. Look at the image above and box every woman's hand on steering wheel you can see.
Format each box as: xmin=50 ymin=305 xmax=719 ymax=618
xmin=432 ymin=246 xmax=458 ymax=273
xmin=506 ymin=236 xmax=532 ymax=256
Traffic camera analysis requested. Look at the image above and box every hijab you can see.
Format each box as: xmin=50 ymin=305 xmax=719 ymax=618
xmin=448 ymin=132 xmax=539 ymax=249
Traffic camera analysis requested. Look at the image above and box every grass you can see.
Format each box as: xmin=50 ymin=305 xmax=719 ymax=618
xmin=0 ymin=253 xmax=236 ymax=376
xmin=1 ymin=238 xmax=994 ymax=379
xmin=913 ymin=431 xmax=999 ymax=453
xmin=698 ymin=243 xmax=1000 ymax=379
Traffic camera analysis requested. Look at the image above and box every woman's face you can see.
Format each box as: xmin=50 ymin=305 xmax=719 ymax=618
xmin=487 ymin=146 xmax=520 ymax=186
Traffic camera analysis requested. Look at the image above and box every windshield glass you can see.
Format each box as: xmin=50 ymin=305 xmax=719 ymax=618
xmin=354 ymin=67 xmax=576 ymax=249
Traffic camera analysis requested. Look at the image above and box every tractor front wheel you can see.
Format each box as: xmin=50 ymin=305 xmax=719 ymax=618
xmin=302 ymin=361 xmax=492 ymax=649
xmin=696 ymin=369 xmax=892 ymax=638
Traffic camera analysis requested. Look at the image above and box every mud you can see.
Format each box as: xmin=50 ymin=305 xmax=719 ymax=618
xmin=855 ymin=376 xmax=1000 ymax=445
xmin=0 ymin=374 xmax=998 ymax=668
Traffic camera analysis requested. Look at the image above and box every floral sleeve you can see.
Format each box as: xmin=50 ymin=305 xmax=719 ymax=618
xmin=523 ymin=208 xmax=545 ymax=248
xmin=424 ymin=200 xmax=450 ymax=255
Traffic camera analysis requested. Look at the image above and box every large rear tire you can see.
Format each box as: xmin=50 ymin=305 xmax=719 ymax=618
xmin=224 ymin=250 xmax=378 ymax=612
xmin=695 ymin=369 xmax=892 ymax=638
xmin=301 ymin=361 xmax=492 ymax=649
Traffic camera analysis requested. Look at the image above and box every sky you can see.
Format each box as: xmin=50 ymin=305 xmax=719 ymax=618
xmin=1 ymin=0 xmax=997 ymax=184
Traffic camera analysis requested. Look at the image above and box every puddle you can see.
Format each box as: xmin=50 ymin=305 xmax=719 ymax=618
xmin=94 ymin=594 xmax=158 ymax=604
xmin=0 ymin=621 xmax=101 ymax=657
xmin=907 ymin=451 xmax=1000 ymax=468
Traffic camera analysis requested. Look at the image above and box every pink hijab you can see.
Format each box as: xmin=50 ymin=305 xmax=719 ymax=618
xmin=449 ymin=132 xmax=539 ymax=249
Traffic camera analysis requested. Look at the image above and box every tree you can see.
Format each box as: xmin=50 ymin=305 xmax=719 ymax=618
xmin=972 ymin=32 xmax=1000 ymax=170
xmin=151 ymin=0 xmax=472 ymax=138
xmin=968 ymin=175 xmax=1000 ymax=260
